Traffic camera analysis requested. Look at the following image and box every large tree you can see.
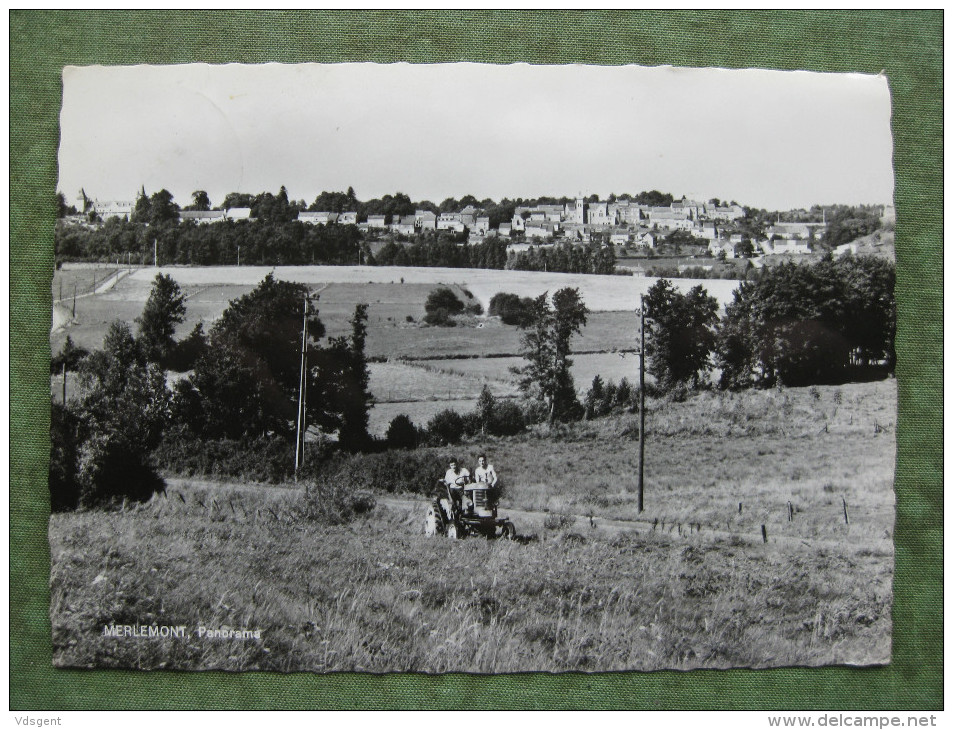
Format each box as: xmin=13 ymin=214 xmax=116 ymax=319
xmin=644 ymin=280 xmax=720 ymax=391
xmin=179 ymin=274 xmax=324 ymax=440
xmin=136 ymin=273 xmax=187 ymax=365
xmin=514 ymin=287 xmax=588 ymax=423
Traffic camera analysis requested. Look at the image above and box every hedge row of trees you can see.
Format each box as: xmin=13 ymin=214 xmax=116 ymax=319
xmin=51 ymin=273 xmax=374 ymax=510
xmin=644 ymin=255 xmax=896 ymax=391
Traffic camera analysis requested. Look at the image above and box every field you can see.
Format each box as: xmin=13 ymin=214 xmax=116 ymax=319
xmin=49 ymin=379 xmax=895 ymax=673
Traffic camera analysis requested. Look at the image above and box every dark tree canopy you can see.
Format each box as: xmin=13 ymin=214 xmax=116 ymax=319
xmin=643 ymin=280 xmax=720 ymax=391
xmin=514 ymin=287 xmax=588 ymax=423
xmin=136 ymin=273 xmax=186 ymax=365
xmin=717 ymin=255 xmax=895 ymax=388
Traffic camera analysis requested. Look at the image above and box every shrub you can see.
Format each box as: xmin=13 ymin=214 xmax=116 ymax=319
xmin=322 ymin=450 xmax=444 ymax=495
xmin=76 ymin=432 xmax=166 ymax=508
xmin=488 ymin=292 xmax=535 ymax=326
xmin=154 ymin=427 xmax=299 ymax=483
xmin=386 ymin=414 xmax=420 ymax=449
xmin=50 ymin=402 xmax=82 ymax=512
xmin=426 ymin=409 xmax=465 ymax=445
xmin=425 ymin=287 xmax=465 ymax=315
xmin=488 ymin=400 xmax=526 ymax=436
xmin=465 ymin=301 xmax=484 ymax=316
xmin=543 ymin=511 xmax=577 ymax=531
xmin=423 ymin=308 xmax=456 ymax=327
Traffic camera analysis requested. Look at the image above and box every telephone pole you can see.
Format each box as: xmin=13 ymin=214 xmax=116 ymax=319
xmin=294 ymin=293 xmax=310 ymax=478
xmin=638 ymin=295 xmax=646 ymax=513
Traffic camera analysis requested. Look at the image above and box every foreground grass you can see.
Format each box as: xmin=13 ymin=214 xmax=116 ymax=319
xmin=49 ymin=379 xmax=894 ymax=673
xmin=50 ymin=490 xmax=891 ymax=673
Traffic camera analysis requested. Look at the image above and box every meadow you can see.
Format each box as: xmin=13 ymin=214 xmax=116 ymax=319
xmin=49 ymin=379 xmax=895 ymax=673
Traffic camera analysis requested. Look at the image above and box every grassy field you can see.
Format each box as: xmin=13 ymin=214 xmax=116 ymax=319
xmin=49 ymin=379 xmax=894 ymax=673
xmin=51 ymin=265 xmax=645 ymax=358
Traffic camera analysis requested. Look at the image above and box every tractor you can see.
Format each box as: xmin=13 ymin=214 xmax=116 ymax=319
xmin=425 ymin=475 xmax=516 ymax=540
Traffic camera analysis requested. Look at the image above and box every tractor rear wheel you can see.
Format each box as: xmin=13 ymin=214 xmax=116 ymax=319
xmin=446 ymin=523 xmax=459 ymax=540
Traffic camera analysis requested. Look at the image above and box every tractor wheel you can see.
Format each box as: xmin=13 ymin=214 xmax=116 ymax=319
xmin=424 ymin=504 xmax=440 ymax=537
xmin=501 ymin=521 xmax=517 ymax=540
xmin=446 ymin=523 xmax=459 ymax=540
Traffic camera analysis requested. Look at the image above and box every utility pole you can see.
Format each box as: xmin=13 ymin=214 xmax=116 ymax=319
xmin=62 ymin=363 xmax=67 ymax=403
xmin=72 ymin=284 xmax=77 ymax=318
xmin=294 ymin=293 xmax=310 ymax=478
xmin=237 ymin=245 xmax=241 ymax=267
xmin=638 ymin=295 xmax=646 ymax=512
xmin=154 ymin=238 xmax=158 ymax=268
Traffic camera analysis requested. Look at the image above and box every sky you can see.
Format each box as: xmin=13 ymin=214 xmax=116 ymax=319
xmin=58 ymin=63 xmax=895 ymax=211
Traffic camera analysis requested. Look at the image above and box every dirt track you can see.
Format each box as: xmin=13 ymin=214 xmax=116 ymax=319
xmin=165 ymin=477 xmax=888 ymax=552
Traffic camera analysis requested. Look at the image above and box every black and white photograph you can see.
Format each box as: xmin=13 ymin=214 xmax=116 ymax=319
xmin=49 ymin=62 xmax=897 ymax=673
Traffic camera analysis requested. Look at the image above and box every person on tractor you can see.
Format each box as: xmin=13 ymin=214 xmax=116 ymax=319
xmin=443 ymin=457 xmax=471 ymax=512
xmin=473 ymin=453 xmax=498 ymax=488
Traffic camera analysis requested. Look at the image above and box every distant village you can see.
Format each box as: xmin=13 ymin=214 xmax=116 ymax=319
xmin=65 ymin=191 xmax=896 ymax=262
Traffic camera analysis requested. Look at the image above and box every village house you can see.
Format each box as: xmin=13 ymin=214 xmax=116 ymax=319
xmin=525 ymin=220 xmax=559 ymax=239
xmin=498 ymin=222 xmax=512 ymax=236
xmin=459 ymin=205 xmax=480 ymax=228
xmin=587 ymin=201 xmax=614 ymax=228
xmin=180 ymin=207 xmax=253 ymax=224
xmin=695 ymin=222 xmax=718 ymax=240
xmin=180 ymin=210 xmax=225 ymax=224
xmin=366 ymin=214 xmax=387 ymax=229
xmin=415 ymin=210 xmax=437 ymax=230
xmin=339 ymin=211 xmax=358 ymax=225
xmin=633 ymin=232 xmax=655 ymax=249
xmin=709 ymin=204 xmax=745 ymax=222
xmin=771 ymin=238 xmax=813 ymax=255
xmin=437 ymin=212 xmax=465 ymax=232
xmin=608 ymin=229 xmax=631 ymax=246
xmin=298 ymin=211 xmax=338 ymax=225
xmin=474 ymin=216 xmax=491 ymax=235
xmin=708 ymin=240 xmax=737 ymax=258
xmin=391 ymin=215 xmax=417 ymax=236
xmin=648 ymin=207 xmax=694 ymax=231
xmin=672 ymin=199 xmax=703 ymax=220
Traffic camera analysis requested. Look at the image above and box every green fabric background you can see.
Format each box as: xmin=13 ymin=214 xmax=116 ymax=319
xmin=10 ymin=10 xmax=942 ymax=710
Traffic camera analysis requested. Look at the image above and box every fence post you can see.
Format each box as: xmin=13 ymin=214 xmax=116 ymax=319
xmin=761 ymin=524 xmax=768 ymax=543
xmin=842 ymin=497 xmax=850 ymax=525
xmin=788 ymin=501 xmax=794 ymax=522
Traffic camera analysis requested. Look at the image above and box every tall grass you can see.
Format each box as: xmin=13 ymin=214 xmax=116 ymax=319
xmin=50 ymin=485 xmax=891 ymax=672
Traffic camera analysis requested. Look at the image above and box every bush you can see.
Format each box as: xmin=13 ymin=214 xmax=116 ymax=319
xmin=465 ymin=301 xmax=484 ymax=316
xmin=543 ymin=511 xmax=577 ymax=531
xmin=489 ymin=292 xmax=534 ymax=326
xmin=423 ymin=308 xmax=456 ymax=327
xmin=488 ymin=400 xmax=526 ymax=436
xmin=154 ymin=427 xmax=300 ymax=482
xmin=426 ymin=409 xmax=465 ymax=445
xmin=425 ymin=287 xmax=465 ymax=315
xmin=50 ymin=402 xmax=82 ymax=512
xmin=386 ymin=414 xmax=420 ymax=449
xmin=76 ymin=432 xmax=166 ymax=508
xmin=322 ymin=450 xmax=444 ymax=496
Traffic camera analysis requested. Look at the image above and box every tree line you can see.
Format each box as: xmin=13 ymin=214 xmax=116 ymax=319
xmin=644 ymin=254 xmax=895 ymax=392
xmin=51 ymin=273 xmax=373 ymax=511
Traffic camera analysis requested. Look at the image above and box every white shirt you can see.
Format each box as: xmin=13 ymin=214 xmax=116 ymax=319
xmin=474 ymin=464 xmax=498 ymax=486
xmin=444 ymin=467 xmax=470 ymax=487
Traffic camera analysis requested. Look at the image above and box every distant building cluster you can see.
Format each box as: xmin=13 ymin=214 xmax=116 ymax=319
xmin=66 ymin=190 xmax=890 ymax=261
